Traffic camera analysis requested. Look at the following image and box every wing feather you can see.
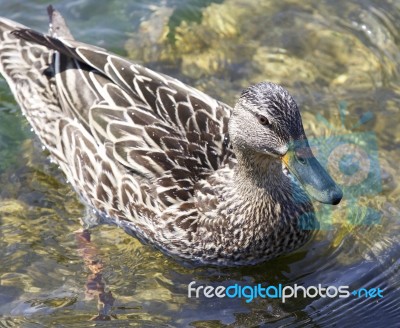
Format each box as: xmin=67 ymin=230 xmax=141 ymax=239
xmin=5 ymin=23 xmax=237 ymax=238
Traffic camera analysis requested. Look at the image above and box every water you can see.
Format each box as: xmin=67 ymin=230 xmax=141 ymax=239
xmin=0 ymin=0 xmax=399 ymax=326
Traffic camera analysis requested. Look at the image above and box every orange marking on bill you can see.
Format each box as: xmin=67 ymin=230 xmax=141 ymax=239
xmin=282 ymin=153 xmax=290 ymax=166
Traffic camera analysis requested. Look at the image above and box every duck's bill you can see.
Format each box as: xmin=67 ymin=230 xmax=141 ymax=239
xmin=282 ymin=145 xmax=343 ymax=205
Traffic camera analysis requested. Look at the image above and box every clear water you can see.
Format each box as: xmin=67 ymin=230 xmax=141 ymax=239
xmin=0 ymin=0 xmax=399 ymax=326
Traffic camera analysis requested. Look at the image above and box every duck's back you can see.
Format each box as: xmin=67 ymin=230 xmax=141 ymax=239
xmin=0 ymin=11 xmax=234 ymax=241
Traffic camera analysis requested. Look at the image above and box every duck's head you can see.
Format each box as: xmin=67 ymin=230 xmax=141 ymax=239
xmin=229 ymin=82 xmax=342 ymax=205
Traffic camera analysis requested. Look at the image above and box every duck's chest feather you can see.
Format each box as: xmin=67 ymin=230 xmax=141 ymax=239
xmin=176 ymin=159 xmax=317 ymax=266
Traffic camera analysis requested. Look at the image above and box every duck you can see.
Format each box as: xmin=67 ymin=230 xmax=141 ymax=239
xmin=0 ymin=6 xmax=342 ymax=266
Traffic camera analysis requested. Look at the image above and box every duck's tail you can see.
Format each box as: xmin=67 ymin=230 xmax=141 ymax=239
xmin=0 ymin=6 xmax=75 ymax=153
xmin=0 ymin=8 xmax=126 ymax=219
xmin=46 ymin=5 xmax=75 ymax=40
xmin=0 ymin=5 xmax=74 ymax=91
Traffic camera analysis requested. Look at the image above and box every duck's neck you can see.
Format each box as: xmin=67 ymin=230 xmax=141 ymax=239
xmin=230 ymin=149 xmax=313 ymax=229
xmin=192 ymin=150 xmax=315 ymax=265
xmin=234 ymin=151 xmax=288 ymax=191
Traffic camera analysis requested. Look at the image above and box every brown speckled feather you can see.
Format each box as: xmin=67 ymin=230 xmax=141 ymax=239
xmin=0 ymin=8 xmax=320 ymax=266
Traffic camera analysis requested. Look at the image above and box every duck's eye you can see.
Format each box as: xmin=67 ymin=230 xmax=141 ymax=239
xmin=257 ymin=115 xmax=269 ymax=125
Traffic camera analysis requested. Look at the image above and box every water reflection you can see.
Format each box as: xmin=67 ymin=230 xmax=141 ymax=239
xmin=0 ymin=0 xmax=399 ymax=326
xmin=75 ymin=229 xmax=116 ymax=321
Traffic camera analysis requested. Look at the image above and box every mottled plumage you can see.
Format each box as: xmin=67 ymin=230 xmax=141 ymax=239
xmin=0 ymin=7 xmax=342 ymax=266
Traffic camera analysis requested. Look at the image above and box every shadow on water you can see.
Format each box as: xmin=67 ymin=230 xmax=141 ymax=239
xmin=0 ymin=0 xmax=399 ymax=326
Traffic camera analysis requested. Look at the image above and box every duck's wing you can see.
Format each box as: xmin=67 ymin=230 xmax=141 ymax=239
xmin=12 ymin=27 xmax=232 ymax=143
xmin=10 ymin=25 xmax=234 ymax=209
